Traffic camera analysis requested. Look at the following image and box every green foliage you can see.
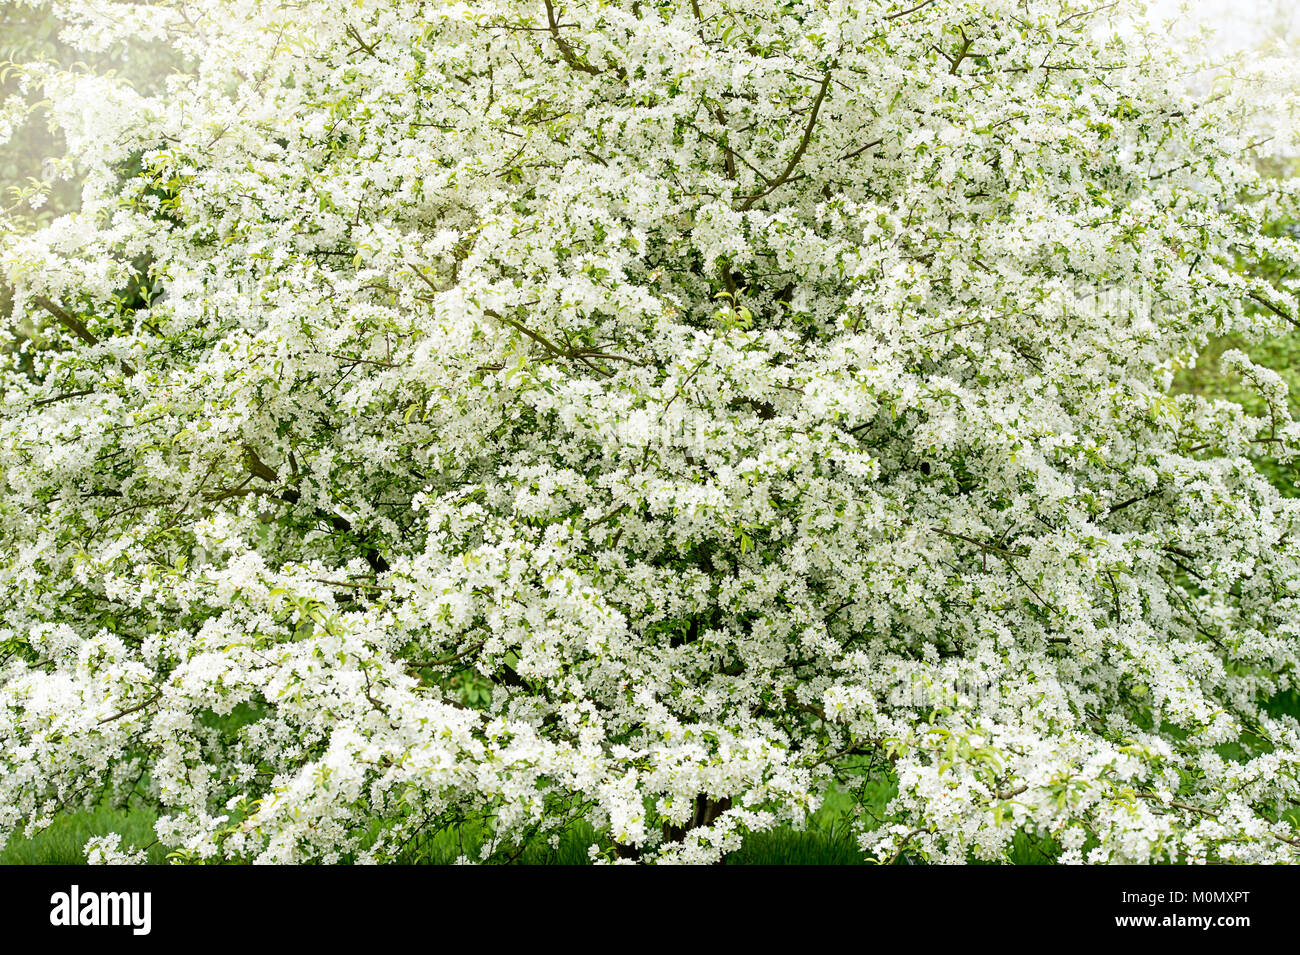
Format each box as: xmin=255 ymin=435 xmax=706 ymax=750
xmin=0 ymin=806 xmax=168 ymax=865
xmin=1172 ymin=330 xmax=1300 ymax=494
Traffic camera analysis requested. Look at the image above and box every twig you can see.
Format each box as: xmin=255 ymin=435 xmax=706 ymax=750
xmin=99 ymin=692 xmax=161 ymax=725
xmin=737 ymin=69 xmax=834 ymax=211
xmin=542 ymin=0 xmax=601 ymax=75
xmin=32 ymin=296 xmax=136 ymax=376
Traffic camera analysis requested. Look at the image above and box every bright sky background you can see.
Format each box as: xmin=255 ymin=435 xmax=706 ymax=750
xmin=1146 ymin=0 xmax=1300 ymax=53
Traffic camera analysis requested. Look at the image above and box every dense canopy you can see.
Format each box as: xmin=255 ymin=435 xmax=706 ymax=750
xmin=3 ymin=0 xmax=1300 ymax=863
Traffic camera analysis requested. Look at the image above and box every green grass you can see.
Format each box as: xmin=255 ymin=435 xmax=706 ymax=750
xmin=0 ymin=777 xmax=1057 ymax=865
xmin=0 ymin=807 xmax=168 ymax=865
xmin=0 ymin=806 xmax=884 ymax=866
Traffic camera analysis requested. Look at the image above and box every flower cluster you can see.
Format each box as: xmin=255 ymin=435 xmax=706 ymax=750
xmin=2 ymin=0 xmax=1300 ymax=864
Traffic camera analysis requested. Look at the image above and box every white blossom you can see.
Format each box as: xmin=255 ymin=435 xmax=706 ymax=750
xmin=1 ymin=0 xmax=1299 ymax=864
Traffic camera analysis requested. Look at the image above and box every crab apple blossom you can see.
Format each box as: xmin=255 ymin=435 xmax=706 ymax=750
xmin=3 ymin=0 xmax=1300 ymax=865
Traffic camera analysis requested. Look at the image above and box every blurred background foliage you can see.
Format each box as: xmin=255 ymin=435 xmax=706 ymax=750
xmin=1171 ymin=153 xmax=1300 ymax=497
xmin=0 ymin=1 xmax=179 ymax=379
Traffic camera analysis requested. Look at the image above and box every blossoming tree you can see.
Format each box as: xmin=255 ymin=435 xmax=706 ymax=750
xmin=3 ymin=0 xmax=1300 ymax=864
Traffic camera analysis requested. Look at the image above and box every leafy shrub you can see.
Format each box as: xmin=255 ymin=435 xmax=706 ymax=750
xmin=3 ymin=0 xmax=1300 ymax=864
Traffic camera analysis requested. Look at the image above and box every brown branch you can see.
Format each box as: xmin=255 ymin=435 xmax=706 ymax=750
xmin=1247 ymin=290 xmax=1299 ymax=328
xmin=1104 ymin=487 xmax=1161 ymax=516
xmin=542 ymin=0 xmax=601 ymax=75
xmin=99 ymin=692 xmax=161 ymax=725
xmin=934 ymin=527 xmax=1058 ymax=615
xmin=243 ymin=444 xmax=282 ymax=484
xmin=587 ymin=503 xmax=628 ymax=529
xmin=884 ymin=827 xmax=927 ymax=865
xmin=407 ymin=261 xmax=637 ymax=368
xmin=406 ymin=641 xmax=486 ymax=670
xmin=32 ymin=295 xmax=136 ymax=376
xmin=570 ymin=350 xmax=643 ymax=365
xmin=32 ymin=388 xmax=96 ymax=408
xmin=885 ymin=0 xmax=936 ymax=20
xmin=932 ymin=527 xmax=1026 ymax=559
xmin=311 ymin=578 xmax=391 ymax=591
xmin=484 ymin=308 xmax=568 ymax=357
xmin=737 ymin=69 xmax=834 ymax=211
xmin=838 ymin=137 xmax=884 ymax=162
xmin=1152 ymin=137 xmax=1273 ymax=181
xmin=935 ymin=34 xmax=974 ymax=75
xmin=242 ymin=448 xmax=390 ymax=573
xmin=362 ymin=667 xmax=390 ymax=716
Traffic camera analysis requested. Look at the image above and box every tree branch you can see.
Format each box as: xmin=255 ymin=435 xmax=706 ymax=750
xmin=32 ymin=295 xmax=137 ymax=376
xmin=737 ymin=69 xmax=834 ymax=211
xmin=542 ymin=0 xmax=601 ymax=75
xmin=99 ymin=692 xmax=161 ymax=725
